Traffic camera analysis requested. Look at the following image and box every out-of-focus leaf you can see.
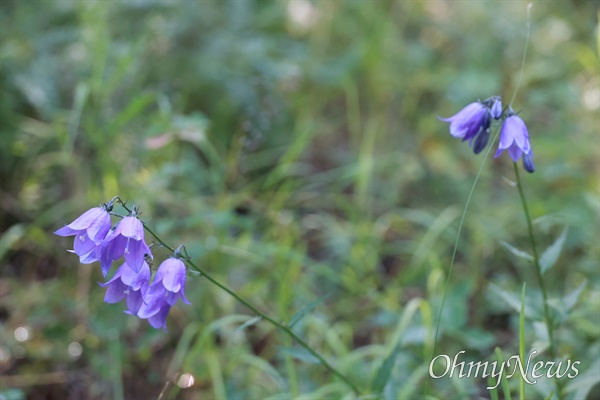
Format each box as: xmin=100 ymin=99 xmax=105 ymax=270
xmin=289 ymin=292 xmax=331 ymax=328
xmin=562 ymin=281 xmax=586 ymax=312
xmin=489 ymin=283 xmax=537 ymax=319
xmin=499 ymin=240 xmax=533 ymax=262
xmin=232 ymin=316 xmax=262 ymax=334
xmin=0 ymin=224 xmax=26 ymax=261
xmin=547 ymin=281 xmax=587 ymax=323
xmin=564 ymin=359 xmax=600 ymax=400
xmin=371 ymin=298 xmax=421 ymax=394
xmin=277 ymin=346 xmax=320 ymax=364
xmin=540 ymin=228 xmax=568 ymax=273
xmin=240 ymin=353 xmax=287 ymax=390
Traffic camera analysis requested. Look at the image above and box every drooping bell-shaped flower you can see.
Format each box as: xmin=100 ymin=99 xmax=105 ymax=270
xmin=137 ymin=252 xmax=190 ymax=331
xmin=99 ymin=208 xmax=152 ymax=276
xmin=439 ymin=96 xmax=502 ymax=154
xmin=494 ymin=108 xmax=534 ymax=172
xmin=99 ymin=261 xmax=151 ymax=315
xmin=522 ymin=152 xmax=535 ymax=173
xmin=54 ymin=200 xmax=114 ymax=264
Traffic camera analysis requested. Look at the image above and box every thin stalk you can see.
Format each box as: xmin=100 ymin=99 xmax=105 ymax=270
xmin=141 ymin=223 xmax=361 ymax=396
xmin=513 ymin=162 xmax=562 ymax=398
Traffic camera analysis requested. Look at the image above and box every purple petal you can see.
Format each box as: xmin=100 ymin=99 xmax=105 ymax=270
xmin=98 ymin=263 xmax=126 ymax=286
xmin=508 ymin=143 xmax=523 ymax=162
xmin=73 ymin=233 xmax=96 ymax=257
xmin=102 ymin=235 xmax=126 ymax=265
xmin=442 ymin=103 xmax=486 ymax=140
xmin=102 ymin=280 xmax=128 ymax=303
xmin=126 ymin=290 xmax=144 ymax=315
xmin=180 ymin=288 xmax=191 ymax=305
xmin=67 ymin=208 xmax=107 ymax=231
xmin=139 ymin=283 xmax=166 ymax=311
xmin=124 ymin=240 xmax=150 ymax=273
xmin=164 ymin=291 xmax=179 ymax=306
xmin=101 ymin=259 xmax=113 ymax=277
xmin=157 ymin=258 xmax=187 ymax=293
xmin=119 ymin=216 xmax=144 ymax=240
xmin=54 ymin=225 xmax=79 ymax=237
xmin=523 ymin=152 xmax=535 ymax=173
xmin=508 ymin=116 xmax=530 ymax=153
xmin=120 ymin=261 xmax=150 ymax=289
xmin=147 ymin=305 xmax=171 ymax=331
xmin=79 ymin=248 xmax=99 ymax=264
xmin=87 ymin=212 xmax=112 ymax=243
xmin=498 ymin=120 xmax=515 ymax=150
xmin=491 ymin=98 xmax=503 ymax=119
xmin=137 ymin=298 xmax=162 ymax=319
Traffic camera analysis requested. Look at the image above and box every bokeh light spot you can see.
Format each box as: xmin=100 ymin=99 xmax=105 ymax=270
xmin=177 ymin=373 xmax=195 ymax=388
xmin=68 ymin=342 xmax=83 ymax=358
xmin=14 ymin=327 xmax=29 ymax=342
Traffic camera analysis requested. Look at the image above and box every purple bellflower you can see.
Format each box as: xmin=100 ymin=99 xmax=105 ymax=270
xmin=495 ymin=108 xmax=534 ymax=173
xmin=99 ymin=261 xmax=151 ymax=315
xmin=99 ymin=208 xmax=152 ymax=276
xmin=137 ymin=254 xmax=190 ymax=330
xmin=54 ymin=200 xmax=113 ymax=264
xmin=439 ymin=96 xmax=502 ymax=154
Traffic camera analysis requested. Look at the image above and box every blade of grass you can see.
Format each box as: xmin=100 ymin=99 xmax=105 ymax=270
xmin=519 ymin=283 xmax=526 ymax=400
xmin=495 ymin=347 xmax=512 ymax=400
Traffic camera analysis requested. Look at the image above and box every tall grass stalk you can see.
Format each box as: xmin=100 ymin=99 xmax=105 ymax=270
xmin=513 ymin=163 xmax=562 ymax=398
xmin=519 ymin=283 xmax=526 ymax=400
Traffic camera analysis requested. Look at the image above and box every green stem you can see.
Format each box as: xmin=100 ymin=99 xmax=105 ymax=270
xmin=513 ymin=163 xmax=562 ymax=399
xmin=141 ymin=223 xmax=361 ymax=396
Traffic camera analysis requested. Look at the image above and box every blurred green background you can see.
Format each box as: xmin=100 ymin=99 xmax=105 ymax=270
xmin=0 ymin=0 xmax=598 ymax=399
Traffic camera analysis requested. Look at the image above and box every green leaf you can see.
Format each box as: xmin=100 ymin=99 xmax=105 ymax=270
xmin=289 ymin=293 xmax=332 ymax=328
xmin=232 ymin=316 xmax=262 ymax=335
xmin=0 ymin=224 xmax=26 ymax=261
xmin=519 ymin=283 xmax=526 ymax=400
xmin=540 ymin=228 xmax=568 ymax=273
xmin=371 ymin=298 xmax=421 ymax=394
xmin=547 ymin=281 xmax=587 ymax=323
xmin=277 ymin=346 xmax=321 ymax=364
xmin=489 ymin=283 xmax=537 ymax=319
xmin=499 ymin=240 xmax=533 ymax=262
xmin=372 ymin=344 xmax=401 ymax=395
xmin=564 ymin=359 xmax=600 ymax=400
xmin=495 ymin=347 xmax=512 ymax=400
xmin=562 ymin=281 xmax=586 ymax=312
xmin=240 ymin=354 xmax=287 ymax=390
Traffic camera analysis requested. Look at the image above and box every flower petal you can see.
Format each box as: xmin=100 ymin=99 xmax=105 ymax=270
xmin=67 ymin=208 xmax=106 ymax=231
xmin=73 ymin=233 xmax=96 ymax=257
xmin=124 ymin=240 xmax=150 ymax=273
xmin=126 ymin=290 xmax=144 ymax=315
xmin=508 ymin=143 xmax=523 ymax=162
xmin=158 ymin=259 xmax=186 ymax=293
xmin=103 ymin=280 xmax=127 ymax=303
xmin=147 ymin=305 xmax=171 ymax=331
xmin=119 ymin=216 xmax=144 ymax=240
xmin=54 ymin=225 xmax=79 ymax=237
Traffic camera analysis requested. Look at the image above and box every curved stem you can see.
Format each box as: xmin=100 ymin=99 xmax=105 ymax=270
xmin=513 ymin=162 xmax=562 ymax=399
xmin=141 ymin=223 xmax=361 ymax=396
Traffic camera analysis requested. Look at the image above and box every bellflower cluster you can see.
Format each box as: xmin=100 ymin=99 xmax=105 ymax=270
xmin=55 ymin=199 xmax=190 ymax=330
xmin=440 ymin=97 xmax=534 ymax=172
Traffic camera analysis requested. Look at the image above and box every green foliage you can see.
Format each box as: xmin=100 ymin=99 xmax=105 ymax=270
xmin=1 ymin=1 xmax=598 ymax=399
